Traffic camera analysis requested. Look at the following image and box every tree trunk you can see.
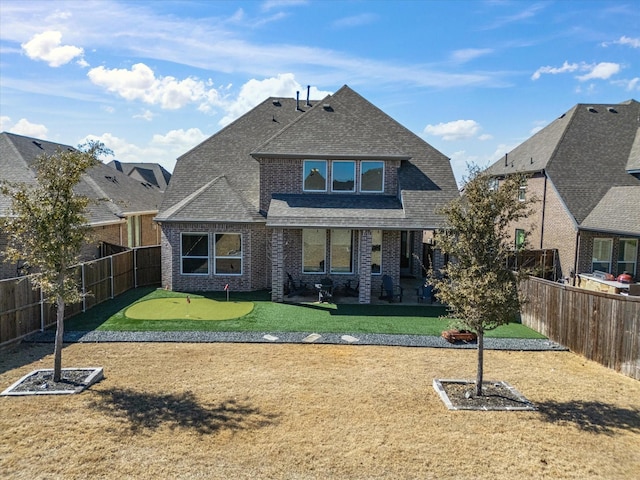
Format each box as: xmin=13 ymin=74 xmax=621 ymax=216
xmin=53 ymin=295 xmax=65 ymax=382
xmin=475 ymin=330 xmax=484 ymax=396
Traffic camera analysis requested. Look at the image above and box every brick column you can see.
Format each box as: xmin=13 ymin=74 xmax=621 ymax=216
xmin=359 ymin=229 xmax=372 ymax=304
xmin=271 ymin=228 xmax=284 ymax=302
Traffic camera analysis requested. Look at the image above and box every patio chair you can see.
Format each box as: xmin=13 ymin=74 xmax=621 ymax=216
xmin=417 ymin=282 xmax=433 ymax=304
xmin=380 ymin=275 xmax=403 ymax=302
xmin=286 ymin=272 xmax=308 ymax=297
xmin=342 ymin=279 xmax=359 ymax=297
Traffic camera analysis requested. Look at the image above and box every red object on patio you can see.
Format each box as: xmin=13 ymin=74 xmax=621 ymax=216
xmin=441 ymin=329 xmax=477 ymax=344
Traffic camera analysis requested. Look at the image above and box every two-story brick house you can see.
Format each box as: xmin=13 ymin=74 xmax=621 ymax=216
xmin=156 ymin=85 xmax=459 ymax=303
xmin=485 ymin=99 xmax=640 ymax=282
xmin=0 ymin=132 xmax=164 ymax=280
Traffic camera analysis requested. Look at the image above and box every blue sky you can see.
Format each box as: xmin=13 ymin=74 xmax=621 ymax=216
xmin=1 ymin=0 xmax=638 ymax=184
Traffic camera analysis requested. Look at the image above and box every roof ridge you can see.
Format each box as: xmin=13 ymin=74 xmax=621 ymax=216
xmin=544 ymin=104 xmax=579 ymax=172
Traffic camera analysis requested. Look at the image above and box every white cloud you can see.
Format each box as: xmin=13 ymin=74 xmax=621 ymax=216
xmin=626 ymin=77 xmax=640 ymax=91
xmin=576 ymin=62 xmax=621 ymax=81
xmin=423 ymin=120 xmax=482 ymax=141
xmin=218 ymin=74 xmax=331 ymax=126
xmin=82 ymin=128 xmax=208 ymax=173
xmin=333 ymin=13 xmax=378 ymax=28
xmin=134 ymin=110 xmax=154 ymax=121
xmin=450 ymin=48 xmax=493 ymax=63
xmin=87 ymin=63 xmax=224 ymax=111
xmin=602 ymin=36 xmax=640 ymax=48
xmin=478 ymin=134 xmax=493 ymax=141
xmin=3 ymin=117 xmax=49 ymax=138
xmin=531 ymin=61 xmax=578 ymax=80
xmin=21 ymin=30 xmax=84 ymax=67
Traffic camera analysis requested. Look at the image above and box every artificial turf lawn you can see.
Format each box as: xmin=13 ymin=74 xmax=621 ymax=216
xmin=64 ymin=287 xmax=546 ymax=339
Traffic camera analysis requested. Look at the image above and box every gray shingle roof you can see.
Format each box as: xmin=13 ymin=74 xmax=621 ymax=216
xmin=108 ymin=160 xmax=172 ymax=191
xmin=1 ymin=132 xmax=163 ymax=225
xmin=628 ymin=128 xmax=640 ymax=173
xmin=157 ymin=85 xmax=459 ymax=228
xmin=485 ymin=99 xmax=640 ymax=231
xmin=581 ymin=186 xmax=640 ymax=235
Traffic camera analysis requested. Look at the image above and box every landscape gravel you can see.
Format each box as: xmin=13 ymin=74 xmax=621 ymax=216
xmin=25 ymin=330 xmax=568 ymax=351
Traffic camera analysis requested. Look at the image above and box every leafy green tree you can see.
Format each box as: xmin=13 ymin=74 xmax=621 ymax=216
xmin=1 ymin=141 xmax=112 ymax=381
xmin=430 ymin=166 xmax=537 ymax=396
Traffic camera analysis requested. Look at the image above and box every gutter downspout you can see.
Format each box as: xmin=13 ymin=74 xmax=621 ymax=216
xmin=540 ymin=171 xmax=547 ymax=249
xmin=572 ymin=231 xmax=581 ymax=286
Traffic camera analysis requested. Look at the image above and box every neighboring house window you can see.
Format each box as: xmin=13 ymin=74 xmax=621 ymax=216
xmin=303 ymin=160 xmax=327 ymax=192
xmin=303 ymin=229 xmax=326 ymax=273
xmin=361 ymin=161 xmax=384 ymax=192
xmin=618 ymin=238 xmax=638 ymax=276
xmin=127 ymin=215 xmax=141 ymax=247
xmin=330 ymin=229 xmax=354 ymax=273
xmin=488 ymin=178 xmax=499 ymax=191
xmin=181 ymin=233 xmax=209 ymax=275
xmin=332 ymin=161 xmax=355 ymax=192
xmin=371 ymin=230 xmax=382 ymax=274
xmin=592 ymin=238 xmax=613 ymax=273
xmin=214 ymin=233 xmax=242 ymax=275
xmin=518 ymin=179 xmax=527 ymax=202
xmin=515 ymin=229 xmax=526 ymax=250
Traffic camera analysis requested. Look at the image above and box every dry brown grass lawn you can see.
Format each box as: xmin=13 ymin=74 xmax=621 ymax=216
xmin=1 ymin=342 xmax=639 ymax=480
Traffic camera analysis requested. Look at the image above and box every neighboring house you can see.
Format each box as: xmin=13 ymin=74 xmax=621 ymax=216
xmin=156 ymin=85 xmax=459 ymax=303
xmin=485 ymin=99 xmax=640 ymax=282
xmin=0 ymin=132 xmax=164 ymax=279
xmin=108 ymin=160 xmax=172 ymax=192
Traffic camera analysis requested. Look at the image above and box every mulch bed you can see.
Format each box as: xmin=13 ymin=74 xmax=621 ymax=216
xmin=434 ymin=379 xmax=536 ymax=411
xmin=2 ymin=368 xmax=103 ymax=395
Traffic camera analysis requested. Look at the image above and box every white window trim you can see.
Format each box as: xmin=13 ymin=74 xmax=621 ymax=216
xmin=302 ymin=229 xmax=327 ymax=274
xmin=618 ymin=238 xmax=638 ymax=276
xmin=360 ymin=161 xmax=385 ymax=193
xmin=331 ymin=160 xmax=356 ymax=193
xmin=181 ymin=233 xmax=209 ymax=276
xmin=592 ymin=238 xmax=613 ymax=273
xmin=214 ymin=233 xmax=243 ymax=276
xmin=303 ymin=160 xmax=328 ymax=192
xmin=330 ymin=229 xmax=354 ymax=274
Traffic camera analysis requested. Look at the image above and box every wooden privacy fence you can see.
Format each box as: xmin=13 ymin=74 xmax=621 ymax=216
xmin=519 ymin=276 xmax=640 ymax=380
xmin=0 ymin=246 xmax=160 ymax=346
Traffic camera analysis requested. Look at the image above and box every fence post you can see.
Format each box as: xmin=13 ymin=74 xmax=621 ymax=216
xmin=110 ymin=255 xmax=114 ymax=299
xmin=134 ymin=247 xmax=138 ymax=288
xmin=82 ymin=263 xmax=87 ymax=312
xmin=40 ymin=286 xmax=45 ymax=332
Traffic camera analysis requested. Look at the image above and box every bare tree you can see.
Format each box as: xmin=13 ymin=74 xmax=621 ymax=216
xmin=1 ymin=141 xmax=112 ymax=381
xmin=430 ymin=166 xmax=537 ymax=396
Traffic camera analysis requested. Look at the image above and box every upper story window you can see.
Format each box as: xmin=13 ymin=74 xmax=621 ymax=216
xmin=332 ymin=161 xmax=356 ymax=192
xmin=303 ymin=160 xmax=327 ymax=192
xmin=518 ymin=179 xmax=527 ymax=202
xmin=361 ymin=161 xmax=384 ymax=192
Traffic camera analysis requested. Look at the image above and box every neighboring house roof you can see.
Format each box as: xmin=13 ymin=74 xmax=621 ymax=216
xmin=628 ymin=127 xmax=640 ymax=173
xmin=1 ymin=132 xmax=163 ymax=225
xmin=158 ymin=85 xmax=459 ymax=229
xmin=108 ymin=160 xmax=172 ymax=191
xmin=581 ymin=186 xmax=640 ymax=236
xmin=486 ymin=99 xmax=640 ymax=231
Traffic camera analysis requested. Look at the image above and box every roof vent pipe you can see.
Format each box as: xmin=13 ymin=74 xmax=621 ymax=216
xmin=296 ymin=91 xmax=300 ymax=111
xmin=306 ymin=85 xmax=311 ymax=106
xmin=504 ymin=152 xmax=508 ymax=167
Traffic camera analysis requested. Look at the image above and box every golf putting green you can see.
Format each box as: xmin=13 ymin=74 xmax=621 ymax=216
xmin=125 ymin=297 xmax=254 ymax=321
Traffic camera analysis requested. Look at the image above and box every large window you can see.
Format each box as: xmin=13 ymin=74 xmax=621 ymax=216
xmin=361 ymin=161 xmax=384 ymax=192
xmin=592 ymin=238 xmax=613 ymax=273
xmin=303 ymin=160 xmax=327 ymax=192
xmin=330 ymin=229 xmax=354 ymax=273
xmin=181 ymin=233 xmax=209 ymax=275
xmin=332 ymin=161 xmax=355 ymax=192
xmin=214 ymin=233 xmax=242 ymax=275
xmin=303 ymin=229 xmax=326 ymax=273
xmin=618 ymin=239 xmax=638 ymax=276
xmin=371 ymin=230 xmax=382 ymax=274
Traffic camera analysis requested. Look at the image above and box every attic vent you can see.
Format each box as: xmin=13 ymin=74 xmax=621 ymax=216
xmin=32 ymin=141 xmax=43 ymax=149
xmin=587 ymin=106 xmax=598 ymax=113
xmin=559 ymin=113 xmax=566 ymax=119
xmin=607 ymin=107 xmax=618 ymax=113
xmin=105 ymin=175 xmax=118 ymax=183
xmin=323 ymin=104 xmax=333 ymax=112
xmin=272 ymin=99 xmax=281 ymax=106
